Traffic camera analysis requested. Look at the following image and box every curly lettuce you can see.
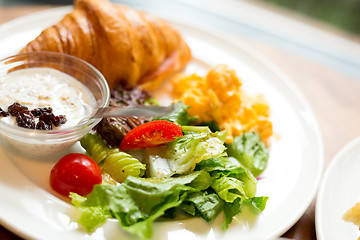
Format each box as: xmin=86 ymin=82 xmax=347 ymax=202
xmin=226 ymin=132 xmax=269 ymax=177
xmin=195 ymin=157 xmax=267 ymax=229
xmin=168 ymin=127 xmax=227 ymax=174
xmin=144 ymin=126 xmax=227 ymax=177
xmin=73 ymin=129 xmax=269 ymax=239
xmin=70 ymin=170 xmax=211 ymax=240
xmin=80 ymin=133 xmax=146 ymax=182
xmin=179 ymin=191 xmax=224 ymax=223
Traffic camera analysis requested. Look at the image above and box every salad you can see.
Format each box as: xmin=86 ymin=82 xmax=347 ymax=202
xmin=49 ymin=65 xmax=271 ymax=240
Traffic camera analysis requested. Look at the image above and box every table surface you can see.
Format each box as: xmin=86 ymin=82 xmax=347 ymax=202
xmin=1 ymin=4 xmax=360 ymax=240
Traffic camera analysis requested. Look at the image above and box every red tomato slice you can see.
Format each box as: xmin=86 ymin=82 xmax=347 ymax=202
xmin=119 ymin=120 xmax=183 ymax=150
xmin=50 ymin=153 xmax=102 ymax=197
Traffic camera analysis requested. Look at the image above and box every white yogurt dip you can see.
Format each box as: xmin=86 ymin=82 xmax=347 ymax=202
xmin=0 ymin=67 xmax=94 ymax=129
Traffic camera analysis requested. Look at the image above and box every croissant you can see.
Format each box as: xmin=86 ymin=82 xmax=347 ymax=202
xmin=20 ymin=0 xmax=192 ymax=90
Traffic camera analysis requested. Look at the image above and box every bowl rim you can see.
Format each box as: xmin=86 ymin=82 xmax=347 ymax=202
xmin=0 ymin=51 xmax=110 ymax=137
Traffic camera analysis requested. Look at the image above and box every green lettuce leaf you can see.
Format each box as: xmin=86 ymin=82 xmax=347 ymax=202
xmin=196 ymin=157 xmax=257 ymax=200
xmin=211 ymin=176 xmax=247 ymax=203
xmin=180 ymin=191 xmax=224 ymax=223
xmin=70 ymin=192 xmax=111 ymax=232
xmin=226 ymin=132 xmax=269 ymax=177
xmin=196 ymin=157 xmax=265 ymax=227
xmin=144 ymin=127 xmax=227 ymax=177
xmin=198 ymin=121 xmax=220 ymax=132
xmin=221 ymin=196 xmax=269 ymax=230
xmin=222 ymin=198 xmax=242 ymax=230
xmin=154 ymin=102 xmax=198 ymax=126
xmin=70 ymin=170 xmax=211 ymax=240
xmin=167 ymin=128 xmax=227 ymax=175
xmin=195 ymin=156 xmax=241 ymax=172
xmin=249 ymin=196 xmax=269 ymax=213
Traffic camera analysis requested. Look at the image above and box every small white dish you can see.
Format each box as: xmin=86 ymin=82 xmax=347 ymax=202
xmin=0 ymin=52 xmax=110 ymax=156
xmin=316 ymin=137 xmax=360 ymax=240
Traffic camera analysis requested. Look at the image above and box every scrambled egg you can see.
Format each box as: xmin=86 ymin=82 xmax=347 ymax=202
xmin=171 ymin=64 xmax=273 ymax=144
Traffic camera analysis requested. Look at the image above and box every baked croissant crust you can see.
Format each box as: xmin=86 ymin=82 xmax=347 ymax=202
xmin=20 ymin=0 xmax=192 ymax=89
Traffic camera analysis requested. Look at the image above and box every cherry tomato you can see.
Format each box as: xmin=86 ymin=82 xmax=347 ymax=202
xmin=50 ymin=153 xmax=102 ymax=197
xmin=119 ymin=120 xmax=183 ymax=150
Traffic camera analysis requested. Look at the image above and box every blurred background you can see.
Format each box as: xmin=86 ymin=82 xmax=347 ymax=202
xmin=1 ymin=0 xmax=358 ymax=80
xmin=0 ymin=0 xmax=359 ymax=36
xmin=261 ymin=0 xmax=360 ymax=36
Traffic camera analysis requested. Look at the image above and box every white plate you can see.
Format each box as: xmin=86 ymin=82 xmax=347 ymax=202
xmin=0 ymin=6 xmax=323 ymax=240
xmin=316 ymin=137 xmax=360 ymax=240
